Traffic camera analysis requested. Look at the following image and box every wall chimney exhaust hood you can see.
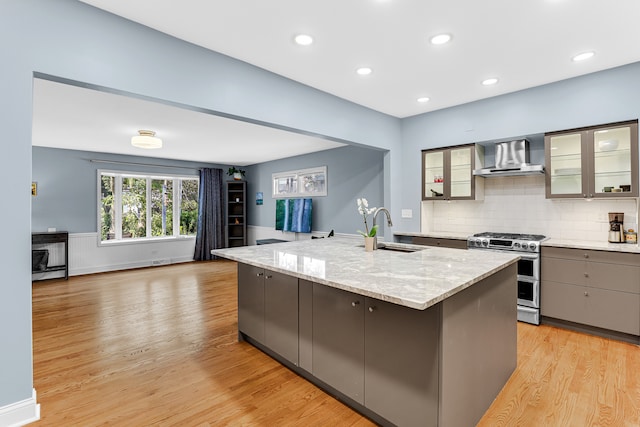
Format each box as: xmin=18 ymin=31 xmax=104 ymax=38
xmin=473 ymin=139 xmax=544 ymax=177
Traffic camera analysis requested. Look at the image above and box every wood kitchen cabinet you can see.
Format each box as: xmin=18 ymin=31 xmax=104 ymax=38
xmin=422 ymin=144 xmax=484 ymax=201
xmin=237 ymin=263 xmax=299 ymax=364
xmin=541 ymin=246 xmax=640 ymax=336
xmin=311 ymin=283 xmax=439 ymax=426
xmin=545 ymin=120 xmax=639 ymax=199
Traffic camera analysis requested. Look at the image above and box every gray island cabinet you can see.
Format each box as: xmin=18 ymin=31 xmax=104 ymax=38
xmin=214 ymin=237 xmax=520 ymax=427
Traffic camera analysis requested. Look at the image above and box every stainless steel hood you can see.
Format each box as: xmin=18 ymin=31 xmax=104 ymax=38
xmin=473 ymin=139 xmax=545 ymax=177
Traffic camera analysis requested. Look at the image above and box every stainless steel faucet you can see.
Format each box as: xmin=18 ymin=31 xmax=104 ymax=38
xmin=372 ymin=207 xmax=393 ymax=250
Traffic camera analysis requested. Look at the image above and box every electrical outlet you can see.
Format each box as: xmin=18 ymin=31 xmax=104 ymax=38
xmin=401 ymin=209 xmax=413 ymax=219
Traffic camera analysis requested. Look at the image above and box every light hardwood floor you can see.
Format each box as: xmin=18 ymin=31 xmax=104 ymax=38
xmin=31 ymin=261 xmax=640 ymax=426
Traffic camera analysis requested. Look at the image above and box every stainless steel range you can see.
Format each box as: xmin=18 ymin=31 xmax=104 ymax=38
xmin=467 ymin=232 xmax=546 ymax=325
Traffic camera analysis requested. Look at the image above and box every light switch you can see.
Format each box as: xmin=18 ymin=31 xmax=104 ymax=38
xmin=401 ymin=209 xmax=412 ymax=218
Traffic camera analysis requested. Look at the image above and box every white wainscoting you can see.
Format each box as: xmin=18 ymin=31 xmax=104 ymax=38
xmin=67 ymin=233 xmax=196 ymax=276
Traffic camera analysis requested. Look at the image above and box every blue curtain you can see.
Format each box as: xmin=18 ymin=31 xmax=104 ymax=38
xmin=194 ymin=168 xmax=224 ymax=261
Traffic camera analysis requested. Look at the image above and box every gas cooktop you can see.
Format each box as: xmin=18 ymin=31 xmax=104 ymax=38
xmin=467 ymin=232 xmax=547 ymax=252
xmin=472 ymin=232 xmax=546 ymax=241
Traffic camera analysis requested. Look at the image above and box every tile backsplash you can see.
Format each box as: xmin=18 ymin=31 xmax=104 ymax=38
xmin=421 ymin=175 xmax=639 ymax=241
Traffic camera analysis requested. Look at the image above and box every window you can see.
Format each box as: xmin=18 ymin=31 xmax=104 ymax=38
xmin=272 ymin=166 xmax=327 ymax=197
xmin=99 ymin=170 xmax=199 ymax=243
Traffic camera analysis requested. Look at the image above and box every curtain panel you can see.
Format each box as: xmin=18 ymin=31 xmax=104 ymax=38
xmin=194 ymin=168 xmax=224 ymax=261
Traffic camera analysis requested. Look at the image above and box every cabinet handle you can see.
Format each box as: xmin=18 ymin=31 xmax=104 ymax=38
xmin=584 ymin=291 xmax=589 ymax=297
xmin=584 ymin=273 xmax=589 ymax=277
xmin=265 ymin=275 xmax=273 ymax=279
xmin=583 ymin=194 xmax=587 ymax=198
xmin=256 ymin=272 xmax=264 ymax=277
xmin=368 ymin=306 xmax=376 ymax=313
xmin=351 ymin=301 xmax=360 ymax=307
xmin=584 ymin=254 xmax=589 ymax=259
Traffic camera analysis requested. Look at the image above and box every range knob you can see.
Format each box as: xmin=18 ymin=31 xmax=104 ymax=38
xmin=529 ymin=242 xmax=537 ymax=251
xmin=514 ymin=242 xmax=521 ymax=249
xmin=481 ymin=240 xmax=488 ymax=247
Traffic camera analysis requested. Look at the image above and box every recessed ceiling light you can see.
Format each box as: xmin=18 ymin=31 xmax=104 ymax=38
xmin=572 ymin=51 xmax=595 ymax=62
xmin=430 ymin=34 xmax=452 ymax=45
xmin=417 ymin=97 xmax=430 ymax=103
xmin=481 ymin=78 xmax=499 ymax=86
xmin=356 ymin=67 xmax=373 ymax=76
xmin=294 ymin=34 xmax=314 ymax=46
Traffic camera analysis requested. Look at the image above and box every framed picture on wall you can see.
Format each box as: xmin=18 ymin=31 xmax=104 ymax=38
xmin=32 ymin=182 xmax=37 ymax=196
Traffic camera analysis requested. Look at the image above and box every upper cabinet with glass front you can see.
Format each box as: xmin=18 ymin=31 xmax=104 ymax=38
xmin=422 ymin=144 xmax=484 ymax=201
xmin=545 ymin=120 xmax=638 ymax=199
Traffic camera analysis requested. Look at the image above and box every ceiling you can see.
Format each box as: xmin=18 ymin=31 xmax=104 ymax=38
xmin=32 ymin=78 xmax=345 ymax=166
xmin=34 ymin=0 xmax=640 ymax=165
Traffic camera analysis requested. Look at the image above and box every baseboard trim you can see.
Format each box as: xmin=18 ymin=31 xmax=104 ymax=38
xmin=71 ymin=256 xmax=194 ymax=276
xmin=0 ymin=389 xmax=40 ymax=427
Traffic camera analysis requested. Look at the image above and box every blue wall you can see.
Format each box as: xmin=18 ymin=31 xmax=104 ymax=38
xmin=400 ymin=62 xmax=640 ymax=231
xmin=1 ymin=0 xmax=398 ymax=410
xmin=248 ymin=145 xmax=385 ymax=236
xmin=31 ymin=147 xmax=231 ymax=233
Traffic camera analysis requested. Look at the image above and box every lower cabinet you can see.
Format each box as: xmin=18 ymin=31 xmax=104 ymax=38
xmin=312 ymin=283 xmax=439 ymax=426
xmin=412 ymin=236 xmax=467 ymax=249
xmin=541 ymin=246 xmax=640 ymax=336
xmin=238 ymin=263 xmax=299 ymax=365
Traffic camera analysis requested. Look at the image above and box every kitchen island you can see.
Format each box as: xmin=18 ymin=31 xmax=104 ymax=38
xmin=212 ymin=237 xmax=519 ymax=427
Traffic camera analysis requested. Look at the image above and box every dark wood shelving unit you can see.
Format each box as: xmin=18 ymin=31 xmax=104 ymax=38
xmin=32 ymin=231 xmax=69 ymax=281
xmin=225 ymin=181 xmax=247 ymax=248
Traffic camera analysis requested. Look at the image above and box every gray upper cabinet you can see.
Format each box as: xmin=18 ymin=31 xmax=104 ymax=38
xmin=422 ymin=144 xmax=484 ymax=201
xmin=545 ymin=120 xmax=639 ymax=199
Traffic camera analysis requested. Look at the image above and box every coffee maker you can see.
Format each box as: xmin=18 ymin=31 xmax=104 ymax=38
xmin=608 ymin=212 xmax=624 ymax=243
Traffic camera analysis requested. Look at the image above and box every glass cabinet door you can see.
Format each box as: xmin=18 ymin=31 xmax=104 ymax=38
xmin=547 ymin=132 xmax=584 ymax=197
xmin=423 ymin=150 xmax=445 ymax=199
xmin=449 ymin=147 xmax=471 ymax=198
xmin=592 ymin=125 xmax=633 ymax=196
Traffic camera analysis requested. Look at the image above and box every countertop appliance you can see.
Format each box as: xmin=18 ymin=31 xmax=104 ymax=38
xmin=473 ymin=139 xmax=545 ymax=177
xmin=608 ymin=212 xmax=624 ymax=243
xmin=467 ymin=232 xmax=546 ymax=325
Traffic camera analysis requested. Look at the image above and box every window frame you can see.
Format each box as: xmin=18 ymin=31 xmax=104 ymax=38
xmin=97 ymin=169 xmax=199 ymax=246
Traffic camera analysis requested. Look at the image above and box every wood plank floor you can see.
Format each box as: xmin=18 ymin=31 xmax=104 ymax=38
xmin=31 ymin=261 xmax=640 ymax=426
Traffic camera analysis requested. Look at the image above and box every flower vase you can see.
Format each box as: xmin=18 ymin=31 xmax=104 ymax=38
xmin=364 ymin=236 xmax=375 ymax=252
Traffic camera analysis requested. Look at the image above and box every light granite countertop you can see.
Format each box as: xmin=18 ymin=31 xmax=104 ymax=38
xmin=542 ymin=238 xmax=640 ymax=253
xmin=211 ymin=237 xmax=519 ymax=310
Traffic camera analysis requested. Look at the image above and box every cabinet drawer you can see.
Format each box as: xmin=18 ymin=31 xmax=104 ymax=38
xmin=412 ymin=236 xmax=467 ymax=249
xmin=541 ymin=257 xmax=585 ymax=285
xmin=541 ymin=281 xmax=589 ymax=324
xmin=542 ymin=280 xmax=640 ymax=335
xmin=587 ymin=287 xmax=640 ymax=336
xmin=586 ymin=262 xmax=640 ymax=294
xmin=543 ymin=246 xmax=640 ymax=265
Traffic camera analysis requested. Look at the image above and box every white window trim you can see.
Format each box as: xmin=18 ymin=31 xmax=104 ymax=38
xmin=272 ymin=166 xmax=327 ymax=198
xmin=97 ymin=169 xmax=198 ymax=246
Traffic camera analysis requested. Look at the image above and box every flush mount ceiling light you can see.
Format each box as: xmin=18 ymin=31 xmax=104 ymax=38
xmin=131 ymin=130 xmax=162 ymax=149
xmin=356 ymin=67 xmax=373 ymax=76
xmin=481 ymin=77 xmax=499 ymax=86
xmin=430 ymin=33 xmax=452 ymax=45
xmin=294 ymin=34 xmax=314 ymax=46
xmin=572 ymin=51 xmax=595 ymax=62
xmin=417 ymin=97 xmax=430 ymax=103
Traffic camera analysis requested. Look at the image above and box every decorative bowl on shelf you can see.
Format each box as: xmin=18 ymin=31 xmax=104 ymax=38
xmin=598 ymin=139 xmax=619 ymax=151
